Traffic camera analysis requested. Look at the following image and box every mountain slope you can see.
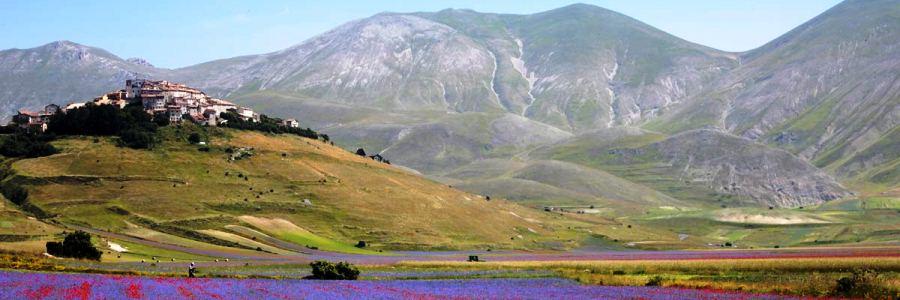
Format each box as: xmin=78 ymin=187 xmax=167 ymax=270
xmin=498 ymin=4 xmax=737 ymax=130
xmin=174 ymin=14 xmax=503 ymax=113
xmin=534 ymin=129 xmax=850 ymax=207
xmin=444 ymin=158 xmax=685 ymax=213
xmin=647 ymin=0 xmax=900 ymax=180
xmin=0 ymin=41 xmax=160 ymax=119
xmin=326 ymin=112 xmax=572 ymax=174
xmin=175 ymin=5 xmax=737 ymax=132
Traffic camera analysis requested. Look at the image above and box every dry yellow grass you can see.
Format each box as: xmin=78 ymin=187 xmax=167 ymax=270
xmin=9 ymin=130 xmax=584 ymax=251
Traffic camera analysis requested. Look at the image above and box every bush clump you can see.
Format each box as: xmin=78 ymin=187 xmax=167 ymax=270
xmin=45 ymin=231 xmax=102 ymax=260
xmin=1 ymin=183 xmax=28 ymax=205
xmin=645 ymin=275 xmax=664 ymax=286
xmin=49 ymin=103 xmax=159 ymax=149
xmin=308 ymin=260 xmax=360 ymax=280
xmin=188 ymin=132 xmax=202 ymax=144
xmin=833 ymin=269 xmax=887 ymax=298
xmin=218 ymin=111 xmax=318 ymax=139
xmin=118 ymin=128 xmax=156 ymax=149
xmin=0 ymin=132 xmax=58 ymax=158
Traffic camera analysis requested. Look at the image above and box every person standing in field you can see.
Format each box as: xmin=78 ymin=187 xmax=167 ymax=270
xmin=189 ymin=262 xmax=196 ymax=278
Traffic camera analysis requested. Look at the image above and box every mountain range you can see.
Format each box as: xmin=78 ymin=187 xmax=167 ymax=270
xmin=0 ymin=0 xmax=896 ymax=211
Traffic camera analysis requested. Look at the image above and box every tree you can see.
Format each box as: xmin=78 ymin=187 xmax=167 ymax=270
xmin=46 ymin=231 xmax=101 ymax=260
xmin=321 ymin=134 xmax=330 ymax=142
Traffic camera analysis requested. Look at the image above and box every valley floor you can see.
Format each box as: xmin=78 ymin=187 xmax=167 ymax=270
xmin=1 ymin=245 xmax=898 ymax=298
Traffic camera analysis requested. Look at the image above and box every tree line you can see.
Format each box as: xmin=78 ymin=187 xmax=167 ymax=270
xmin=218 ymin=111 xmax=319 ymax=140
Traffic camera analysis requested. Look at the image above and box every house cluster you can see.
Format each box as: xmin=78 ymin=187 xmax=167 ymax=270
xmin=12 ymin=104 xmax=60 ymax=133
xmin=12 ymin=79 xmax=301 ymax=132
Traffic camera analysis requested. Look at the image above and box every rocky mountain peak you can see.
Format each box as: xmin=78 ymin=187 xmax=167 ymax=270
xmin=349 ymin=14 xmax=456 ymax=42
xmin=126 ymin=57 xmax=155 ymax=68
xmin=44 ymin=40 xmax=81 ymax=50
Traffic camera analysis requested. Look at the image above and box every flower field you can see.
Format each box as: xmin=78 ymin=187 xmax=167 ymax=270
xmin=0 ymin=270 xmax=801 ymax=299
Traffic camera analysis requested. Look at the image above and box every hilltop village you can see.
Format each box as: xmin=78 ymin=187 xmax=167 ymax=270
xmin=3 ymin=79 xmax=393 ymax=162
xmin=11 ymin=79 xmax=299 ymax=133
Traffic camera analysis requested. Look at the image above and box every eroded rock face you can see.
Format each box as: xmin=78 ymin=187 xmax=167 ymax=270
xmin=169 ymin=5 xmax=738 ymax=132
xmin=499 ymin=5 xmax=738 ymax=131
xmin=614 ymin=130 xmax=850 ymax=207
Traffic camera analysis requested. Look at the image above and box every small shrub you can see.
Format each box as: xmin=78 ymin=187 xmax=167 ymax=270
xmin=308 ymin=261 xmax=359 ymax=280
xmin=612 ymin=270 xmax=626 ymax=275
xmin=645 ymin=275 xmax=664 ymax=286
xmin=188 ymin=132 xmax=202 ymax=144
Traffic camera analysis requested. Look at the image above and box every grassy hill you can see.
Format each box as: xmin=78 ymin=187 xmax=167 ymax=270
xmin=0 ymin=126 xmax=893 ymax=258
xmin=3 ymin=127 xmax=585 ymax=254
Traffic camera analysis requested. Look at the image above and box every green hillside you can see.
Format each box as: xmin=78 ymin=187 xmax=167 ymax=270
xmin=1 ymin=127 xmax=586 ymax=255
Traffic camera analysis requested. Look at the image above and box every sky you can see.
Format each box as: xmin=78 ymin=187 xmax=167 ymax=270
xmin=0 ymin=0 xmax=842 ymax=69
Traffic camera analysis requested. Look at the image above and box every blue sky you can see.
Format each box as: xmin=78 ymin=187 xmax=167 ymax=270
xmin=0 ymin=0 xmax=842 ymax=68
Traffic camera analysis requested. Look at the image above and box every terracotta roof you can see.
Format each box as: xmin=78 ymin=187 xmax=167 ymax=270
xmin=17 ymin=110 xmax=40 ymax=117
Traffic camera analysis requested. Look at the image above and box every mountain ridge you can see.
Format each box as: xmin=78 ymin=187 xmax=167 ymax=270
xmin=0 ymin=1 xmax=895 ymax=210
